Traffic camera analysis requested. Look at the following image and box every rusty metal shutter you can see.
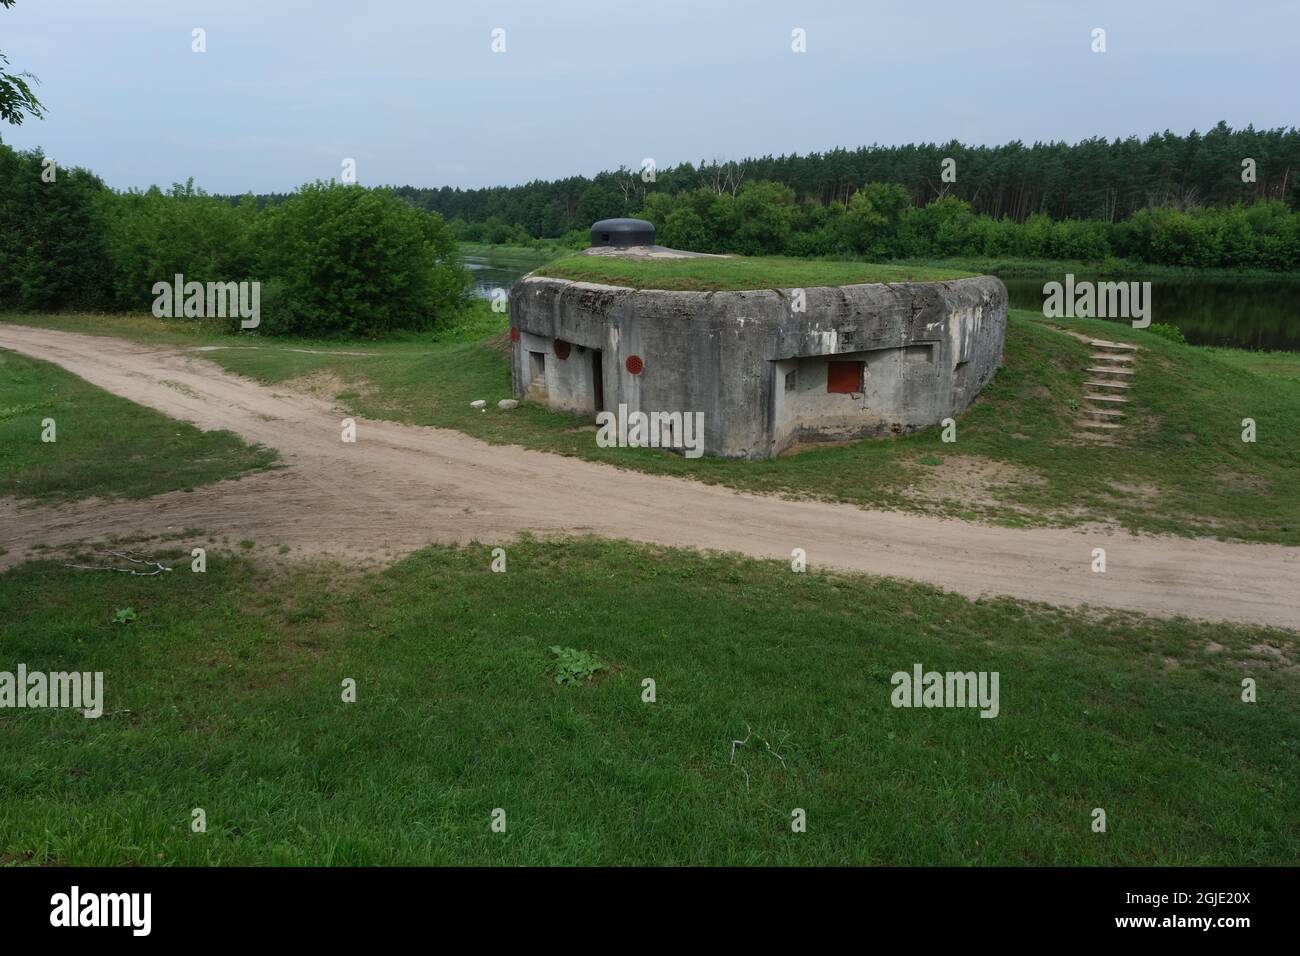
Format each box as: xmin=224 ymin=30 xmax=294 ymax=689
xmin=827 ymin=360 xmax=863 ymax=394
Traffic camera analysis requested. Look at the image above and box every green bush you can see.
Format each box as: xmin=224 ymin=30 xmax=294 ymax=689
xmin=0 ymin=142 xmax=472 ymax=337
xmin=100 ymin=180 xmax=259 ymax=312
xmin=660 ymin=204 xmax=712 ymax=252
xmin=558 ymin=228 xmax=589 ymax=249
xmin=0 ymin=146 xmax=114 ymax=311
xmin=732 ymin=181 xmax=797 ymax=255
xmin=1147 ymin=322 xmax=1187 ymax=345
xmin=253 ymin=182 xmax=468 ymax=336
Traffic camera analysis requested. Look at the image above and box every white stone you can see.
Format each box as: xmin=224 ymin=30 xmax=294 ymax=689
xmin=497 ymin=399 xmax=519 ymax=410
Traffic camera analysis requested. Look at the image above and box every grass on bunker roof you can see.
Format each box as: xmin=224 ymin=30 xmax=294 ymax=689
xmin=532 ymin=253 xmax=977 ymax=291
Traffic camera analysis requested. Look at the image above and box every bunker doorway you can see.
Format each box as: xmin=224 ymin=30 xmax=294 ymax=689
xmin=592 ymin=349 xmax=604 ymax=413
xmin=528 ymin=350 xmax=546 ymax=398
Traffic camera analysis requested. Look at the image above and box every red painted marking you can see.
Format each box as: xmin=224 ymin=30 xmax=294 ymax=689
xmin=625 ymin=355 xmax=644 ymax=375
xmin=554 ymin=339 xmax=571 ymax=360
xmin=509 ymin=327 xmax=520 ymax=342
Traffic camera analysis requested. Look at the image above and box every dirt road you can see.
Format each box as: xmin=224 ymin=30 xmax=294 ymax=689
xmin=2 ymin=324 xmax=1297 ymax=630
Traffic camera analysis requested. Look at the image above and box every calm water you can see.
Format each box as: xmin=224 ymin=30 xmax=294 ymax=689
xmin=1003 ymin=276 xmax=1300 ymax=351
xmin=464 ymin=255 xmax=535 ymax=301
xmin=464 ymin=252 xmax=1300 ymax=351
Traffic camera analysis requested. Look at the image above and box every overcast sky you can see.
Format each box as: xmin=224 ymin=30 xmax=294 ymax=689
xmin=2 ymin=0 xmax=1296 ymax=193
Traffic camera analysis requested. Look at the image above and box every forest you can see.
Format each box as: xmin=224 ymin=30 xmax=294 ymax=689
xmin=408 ymin=123 xmax=1300 ymax=269
xmin=402 ymin=123 xmax=1299 ymax=229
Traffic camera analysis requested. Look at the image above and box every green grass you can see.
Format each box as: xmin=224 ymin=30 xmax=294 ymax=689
xmin=534 ymin=253 xmax=975 ymax=291
xmin=0 ymin=307 xmax=500 ymax=349
xmin=1 ymin=536 xmax=1295 ymax=866
xmin=1205 ymin=348 xmax=1300 ymax=382
xmin=5 ymin=304 xmax=1298 ymax=542
xmin=0 ymin=323 xmax=1295 ymax=865
xmin=0 ymin=349 xmax=277 ymax=502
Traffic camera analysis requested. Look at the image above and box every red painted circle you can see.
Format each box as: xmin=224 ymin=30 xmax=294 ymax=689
xmin=554 ymin=339 xmax=571 ymax=360
xmin=625 ymin=355 xmax=644 ymax=375
xmin=509 ymin=327 xmax=520 ymax=342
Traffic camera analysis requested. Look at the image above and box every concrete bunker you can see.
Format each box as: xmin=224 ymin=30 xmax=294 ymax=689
xmin=509 ymin=225 xmax=1007 ymax=460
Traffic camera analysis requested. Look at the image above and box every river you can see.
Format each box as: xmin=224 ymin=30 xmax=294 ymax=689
xmin=1002 ymin=276 xmax=1300 ymax=351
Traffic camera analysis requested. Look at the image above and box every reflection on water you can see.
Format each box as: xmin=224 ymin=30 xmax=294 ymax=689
xmin=1002 ymin=277 xmax=1300 ymax=352
xmin=463 ymin=252 xmax=1299 ymax=352
xmin=464 ymin=255 xmax=536 ymax=301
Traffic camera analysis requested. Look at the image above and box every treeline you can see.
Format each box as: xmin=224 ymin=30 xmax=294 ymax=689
xmin=620 ymin=183 xmax=1300 ymax=270
xmin=0 ymin=143 xmax=468 ymax=335
xmin=391 ymin=122 xmax=1300 ymax=265
xmin=403 ymin=122 xmax=1299 ymax=229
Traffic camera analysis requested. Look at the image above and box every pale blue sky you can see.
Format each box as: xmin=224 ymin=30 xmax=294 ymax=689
xmin=2 ymin=0 xmax=1296 ymax=193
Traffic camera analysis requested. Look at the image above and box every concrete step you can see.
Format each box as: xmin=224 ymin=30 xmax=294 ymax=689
xmin=1090 ymin=352 xmax=1135 ymax=363
xmin=1078 ymin=420 xmax=1123 ymax=430
xmin=1084 ymin=393 xmax=1130 ymax=403
xmin=1081 ymin=406 xmax=1124 ymax=418
xmin=1090 ymin=340 xmax=1139 ymax=351
xmin=1086 ymin=366 xmax=1135 ymax=376
xmin=1085 ymin=380 xmax=1132 ymax=389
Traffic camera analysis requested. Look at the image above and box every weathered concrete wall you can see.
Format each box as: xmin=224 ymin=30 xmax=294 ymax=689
xmin=509 ymin=274 xmax=1007 ymax=459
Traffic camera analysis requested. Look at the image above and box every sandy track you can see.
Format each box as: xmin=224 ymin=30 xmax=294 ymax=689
xmin=2 ymin=324 xmax=1297 ymax=631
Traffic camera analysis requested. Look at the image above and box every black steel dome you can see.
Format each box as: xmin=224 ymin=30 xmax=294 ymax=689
xmin=590 ymin=218 xmax=655 ymax=247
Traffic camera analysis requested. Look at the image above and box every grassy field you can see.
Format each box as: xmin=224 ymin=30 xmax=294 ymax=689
xmin=0 ymin=349 xmax=276 ymax=503
xmin=1 ymin=536 xmax=1296 ymax=866
xmin=1 ymin=307 xmax=1296 ymax=866
xmin=534 ymin=253 xmax=975 ymax=290
xmin=3 ymin=305 xmax=1298 ymax=542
